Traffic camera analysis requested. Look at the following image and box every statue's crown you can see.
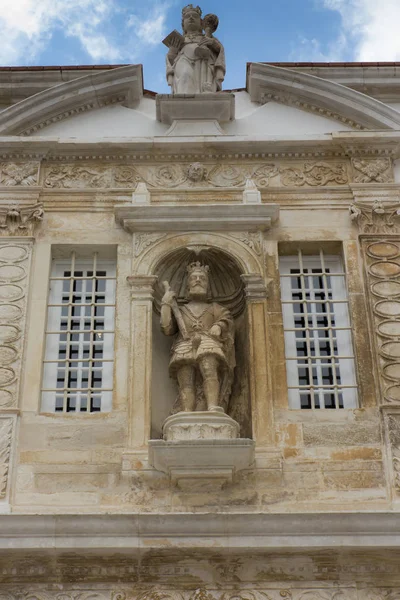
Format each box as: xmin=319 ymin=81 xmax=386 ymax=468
xmin=182 ymin=4 xmax=202 ymax=18
xmin=187 ymin=261 xmax=209 ymax=276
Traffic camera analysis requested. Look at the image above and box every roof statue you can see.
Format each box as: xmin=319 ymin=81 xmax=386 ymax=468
xmin=163 ymin=4 xmax=226 ymax=94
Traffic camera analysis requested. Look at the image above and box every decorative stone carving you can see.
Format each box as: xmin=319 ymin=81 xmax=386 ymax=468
xmin=280 ymin=162 xmax=348 ymax=187
xmin=0 ymin=589 xmax=392 ymax=600
xmin=164 ymin=5 xmax=225 ymax=94
xmin=163 ymin=411 xmax=240 ymax=441
xmin=161 ymin=262 xmax=235 ymax=412
xmin=352 ymin=157 xmax=394 ymax=183
xmin=0 ymin=242 xmax=32 ymax=408
xmin=350 ymin=200 xmax=400 ymax=233
xmin=0 ymin=203 xmax=43 ymax=236
xmin=385 ymin=412 xmax=400 ymax=492
xmin=44 ymin=165 xmax=140 ymax=189
xmin=0 ymin=416 xmax=13 ymax=499
xmin=134 ymin=233 xmax=166 ymax=258
xmin=363 ymin=239 xmax=400 ymax=403
xmin=231 ymin=232 xmax=263 ymax=256
xmin=0 ymin=162 xmax=39 ymax=186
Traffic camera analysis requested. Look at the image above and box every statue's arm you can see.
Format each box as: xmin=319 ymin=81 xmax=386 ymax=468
xmin=210 ymin=304 xmax=234 ymax=338
xmin=166 ymin=50 xmax=178 ymax=85
xmin=161 ymin=303 xmax=178 ymax=336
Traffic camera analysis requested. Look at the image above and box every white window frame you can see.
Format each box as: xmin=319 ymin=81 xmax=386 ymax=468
xmin=280 ymin=250 xmax=358 ymax=409
xmin=41 ymin=252 xmax=116 ymax=413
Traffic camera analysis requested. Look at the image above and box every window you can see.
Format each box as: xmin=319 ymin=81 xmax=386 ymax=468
xmin=280 ymin=250 xmax=357 ymax=409
xmin=41 ymin=252 xmax=116 ymax=413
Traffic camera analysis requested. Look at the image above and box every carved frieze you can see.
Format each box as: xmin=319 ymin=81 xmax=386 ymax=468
xmin=0 ymin=588 xmax=388 ymax=600
xmin=363 ymin=239 xmax=400 ymax=403
xmin=0 ymin=162 xmax=39 ymax=186
xmin=280 ymin=162 xmax=348 ymax=187
xmin=351 ymin=158 xmax=394 ymax=183
xmin=43 ymin=161 xmax=355 ymax=190
xmin=0 ymin=416 xmax=13 ymax=500
xmin=350 ymin=200 xmax=400 ymax=234
xmin=0 ymin=203 xmax=43 ymax=236
xmin=44 ymin=165 xmax=140 ymax=189
xmin=0 ymin=241 xmax=32 ymax=408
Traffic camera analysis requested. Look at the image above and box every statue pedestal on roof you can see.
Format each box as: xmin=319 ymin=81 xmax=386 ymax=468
xmin=158 ymin=4 xmax=234 ymax=136
xmin=156 ymin=93 xmax=235 ymax=136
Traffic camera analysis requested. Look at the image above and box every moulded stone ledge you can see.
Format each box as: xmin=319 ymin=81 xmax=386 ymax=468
xmin=156 ymin=93 xmax=235 ymax=125
xmin=148 ymin=438 xmax=255 ymax=490
xmin=115 ymin=203 xmax=279 ymax=233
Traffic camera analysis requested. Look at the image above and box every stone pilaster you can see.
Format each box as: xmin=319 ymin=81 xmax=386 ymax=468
xmin=126 ymin=275 xmax=157 ymax=447
xmin=0 ymin=239 xmax=33 ymax=512
xmin=241 ymin=273 xmax=273 ymax=445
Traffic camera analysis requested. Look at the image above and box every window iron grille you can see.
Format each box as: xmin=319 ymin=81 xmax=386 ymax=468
xmin=41 ymin=252 xmax=116 ymax=413
xmin=280 ymin=250 xmax=358 ymax=409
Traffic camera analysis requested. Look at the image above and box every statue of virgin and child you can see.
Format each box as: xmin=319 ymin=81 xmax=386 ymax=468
xmin=163 ymin=4 xmax=226 ymax=95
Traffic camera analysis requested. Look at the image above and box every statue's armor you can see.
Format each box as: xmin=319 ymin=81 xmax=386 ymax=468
xmin=168 ymin=302 xmax=232 ymax=373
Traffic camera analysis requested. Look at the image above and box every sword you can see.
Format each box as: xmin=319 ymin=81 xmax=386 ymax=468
xmin=162 ymin=281 xmax=190 ymax=341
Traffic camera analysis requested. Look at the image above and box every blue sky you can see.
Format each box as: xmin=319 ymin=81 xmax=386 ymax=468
xmin=1 ymin=0 xmax=400 ymax=93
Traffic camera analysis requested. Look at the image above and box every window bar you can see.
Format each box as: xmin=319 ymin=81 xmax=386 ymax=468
xmin=298 ymin=249 xmax=316 ymax=409
xmin=88 ymin=252 xmax=98 ymax=413
xmin=62 ymin=251 xmax=75 ymax=412
xmin=319 ymin=249 xmax=340 ymax=409
xmin=305 ymin=264 xmax=320 ymax=409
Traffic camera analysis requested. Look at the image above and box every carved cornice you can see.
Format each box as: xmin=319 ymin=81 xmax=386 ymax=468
xmin=115 ymin=205 xmax=279 ymax=233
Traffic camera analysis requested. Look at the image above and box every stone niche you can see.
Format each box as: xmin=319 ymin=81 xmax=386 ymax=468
xmin=151 ymin=246 xmax=251 ymax=438
xmin=149 ymin=246 xmax=255 ymax=489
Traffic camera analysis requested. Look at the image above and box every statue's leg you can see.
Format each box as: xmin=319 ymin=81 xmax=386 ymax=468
xmin=176 ymin=365 xmax=196 ymax=412
xmin=198 ymin=355 xmax=220 ymax=412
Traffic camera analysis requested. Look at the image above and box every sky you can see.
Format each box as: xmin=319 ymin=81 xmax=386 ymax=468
xmin=1 ymin=0 xmax=400 ymax=93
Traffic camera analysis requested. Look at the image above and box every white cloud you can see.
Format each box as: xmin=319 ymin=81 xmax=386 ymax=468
xmin=291 ymin=0 xmax=400 ymax=63
xmin=0 ymin=0 xmax=170 ymax=64
xmin=128 ymin=5 xmax=169 ymax=47
xmin=320 ymin=0 xmax=400 ymax=61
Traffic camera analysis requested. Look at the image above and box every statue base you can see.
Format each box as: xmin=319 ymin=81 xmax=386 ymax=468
xmin=156 ymin=93 xmax=235 ymax=136
xmin=148 ymin=411 xmax=255 ymax=491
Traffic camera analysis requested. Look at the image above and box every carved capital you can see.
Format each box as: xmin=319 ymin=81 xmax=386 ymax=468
xmin=241 ymin=273 xmax=267 ymax=301
xmin=127 ymin=275 xmax=158 ymax=301
xmin=350 ymin=200 xmax=400 ymax=234
xmin=0 ymin=202 xmax=44 ymax=237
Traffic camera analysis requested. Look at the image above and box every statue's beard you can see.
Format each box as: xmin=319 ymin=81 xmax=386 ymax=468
xmin=187 ymin=289 xmax=207 ymax=300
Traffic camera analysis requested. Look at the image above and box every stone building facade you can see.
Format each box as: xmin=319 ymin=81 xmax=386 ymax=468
xmin=1 ymin=58 xmax=400 ymax=598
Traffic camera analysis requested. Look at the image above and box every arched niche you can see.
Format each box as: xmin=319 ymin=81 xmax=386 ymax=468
xmin=150 ymin=244 xmax=253 ymax=440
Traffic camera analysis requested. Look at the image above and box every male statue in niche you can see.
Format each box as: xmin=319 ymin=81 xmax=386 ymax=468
xmin=160 ymin=262 xmax=235 ymax=413
xmin=163 ymin=4 xmax=226 ymax=94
